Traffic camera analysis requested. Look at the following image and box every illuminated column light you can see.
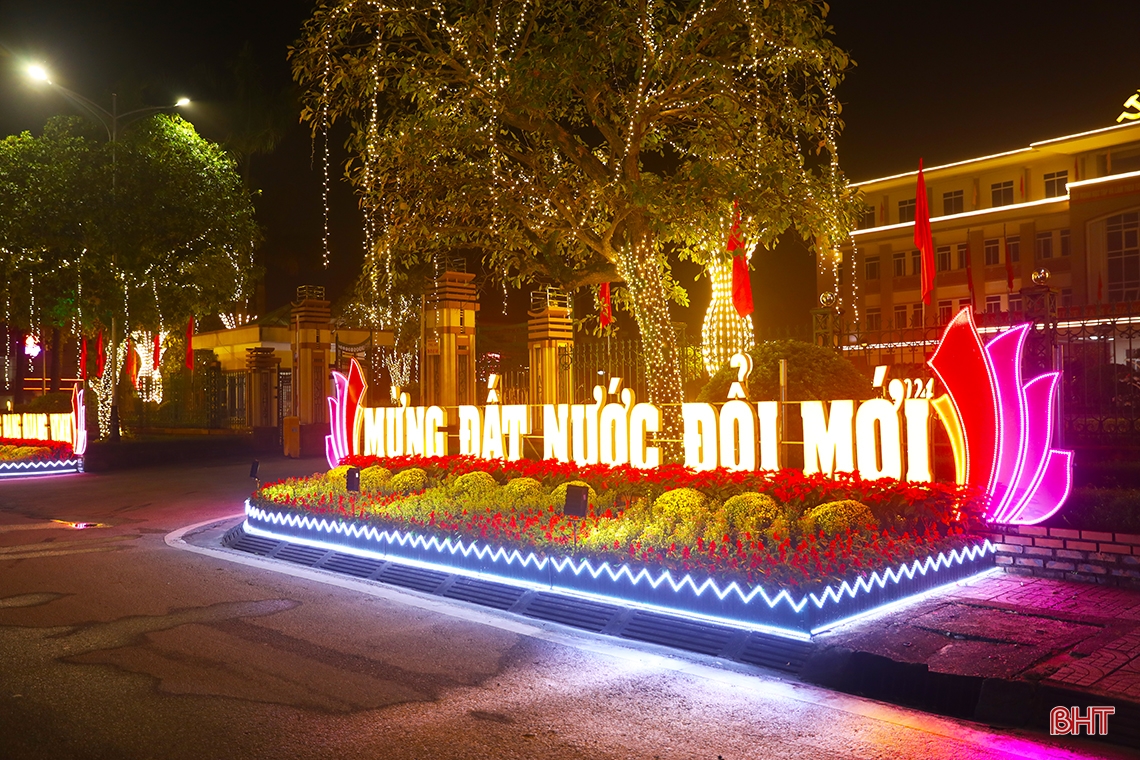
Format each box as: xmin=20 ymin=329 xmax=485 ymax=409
xmin=701 ymin=258 xmax=755 ymax=376
xmin=131 ymin=330 xmax=168 ymax=404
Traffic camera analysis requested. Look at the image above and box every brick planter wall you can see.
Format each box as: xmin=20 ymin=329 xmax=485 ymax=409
xmin=991 ymin=525 xmax=1140 ymax=587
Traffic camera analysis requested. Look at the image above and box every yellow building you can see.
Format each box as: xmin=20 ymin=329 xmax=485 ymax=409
xmin=828 ymin=120 xmax=1140 ymax=330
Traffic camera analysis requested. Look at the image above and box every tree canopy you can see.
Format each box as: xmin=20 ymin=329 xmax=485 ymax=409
xmin=292 ymin=0 xmax=859 ymax=408
xmin=0 ymin=114 xmax=262 ymax=337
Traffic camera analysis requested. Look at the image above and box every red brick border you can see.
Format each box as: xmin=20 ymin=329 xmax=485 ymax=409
xmin=990 ymin=526 xmax=1140 ymax=587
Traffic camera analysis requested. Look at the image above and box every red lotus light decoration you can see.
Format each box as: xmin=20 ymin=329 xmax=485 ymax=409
xmin=928 ymin=309 xmax=1072 ymax=525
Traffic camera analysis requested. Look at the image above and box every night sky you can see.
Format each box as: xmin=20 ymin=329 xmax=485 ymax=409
xmin=3 ymin=1 xmax=1140 ymax=333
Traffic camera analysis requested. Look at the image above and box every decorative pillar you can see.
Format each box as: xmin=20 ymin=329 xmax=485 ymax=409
xmin=421 ymin=265 xmax=479 ymax=409
xmin=528 ymin=288 xmax=573 ymax=417
xmin=812 ymin=292 xmax=839 ymax=347
xmin=246 ymin=346 xmax=280 ymax=450
xmin=290 ymin=286 xmax=333 ymax=456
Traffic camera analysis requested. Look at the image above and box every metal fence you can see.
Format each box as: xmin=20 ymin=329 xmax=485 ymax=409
xmin=823 ymin=302 xmax=1140 ymax=446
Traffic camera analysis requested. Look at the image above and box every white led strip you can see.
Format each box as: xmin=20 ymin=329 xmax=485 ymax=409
xmin=0 ymin=459 xmax=81 ymax=478
xmin=245 ymin=503 xmax=995 ymax=635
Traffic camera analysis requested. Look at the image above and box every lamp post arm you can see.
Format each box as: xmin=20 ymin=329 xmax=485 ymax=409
xmin=46 ymin=85 xmax=179 ymax=141
xmin=47 ymin=84 xmax=114 ymax=141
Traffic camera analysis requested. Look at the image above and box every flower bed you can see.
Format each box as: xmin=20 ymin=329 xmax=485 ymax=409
xmin=0 ymin=437 xmax=81 ymax=478
xmin=246 ymin=455 xmax=995 ymax=634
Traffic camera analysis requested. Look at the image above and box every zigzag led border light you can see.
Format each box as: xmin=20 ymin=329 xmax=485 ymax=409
xmin=0 ymin=458 xmax=82 ymax=478
xmin=245 ymin=502 xmax=994 ymax=622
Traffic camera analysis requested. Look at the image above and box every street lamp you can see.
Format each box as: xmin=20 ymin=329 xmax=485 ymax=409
xmin=26 ymin=63 xmax=189 ymax=442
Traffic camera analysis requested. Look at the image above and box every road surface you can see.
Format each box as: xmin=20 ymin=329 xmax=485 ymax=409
xmin=0 ymin=457 xmax=1127 ymax=759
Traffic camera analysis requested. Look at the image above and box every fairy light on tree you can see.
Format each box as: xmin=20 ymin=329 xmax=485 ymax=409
xmin=292 ymin=0 xmax=859 ymax=416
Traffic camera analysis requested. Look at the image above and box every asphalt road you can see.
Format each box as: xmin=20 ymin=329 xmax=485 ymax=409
xmin=0 ymin=457 xmax=1128 ymax=759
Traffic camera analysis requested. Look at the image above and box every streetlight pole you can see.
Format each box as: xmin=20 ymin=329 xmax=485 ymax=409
xmin=26 ymin=65 xmax=188 ymax=442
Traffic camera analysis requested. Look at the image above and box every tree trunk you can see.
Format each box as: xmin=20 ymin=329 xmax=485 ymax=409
xmin=50 ymin=327 xmax=62 ymax=393
xmin=613 ymin=245 xmax=684 ymax=445
xmin=13 ymin=330 xmax=25 ymax=408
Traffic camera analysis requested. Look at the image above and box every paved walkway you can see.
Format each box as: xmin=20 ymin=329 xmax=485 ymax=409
xmin=808 ymin=570 xmax=1140 ymax=748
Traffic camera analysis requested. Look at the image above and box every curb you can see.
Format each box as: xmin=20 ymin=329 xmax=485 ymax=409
xmin=801 ymin=645 xmax=1140 ymax=749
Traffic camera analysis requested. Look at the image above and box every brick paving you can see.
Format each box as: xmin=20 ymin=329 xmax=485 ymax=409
xmin=819 ymin=570 xmax=1140 ymax=703
xmin=946 ymin=574 xmax=1140 ymax=696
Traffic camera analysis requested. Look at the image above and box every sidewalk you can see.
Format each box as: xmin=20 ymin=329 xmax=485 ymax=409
xmin=804 ymin=570 xmax=1140 ymax=749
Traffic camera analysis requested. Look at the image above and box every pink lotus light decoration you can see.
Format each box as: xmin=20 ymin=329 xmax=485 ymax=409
xmin=928 ymin=309 xmax=1073 ymax=525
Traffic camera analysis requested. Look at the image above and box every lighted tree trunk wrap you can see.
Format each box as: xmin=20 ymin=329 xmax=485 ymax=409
xmin=613 ymin=245 xmax=682 ymax=416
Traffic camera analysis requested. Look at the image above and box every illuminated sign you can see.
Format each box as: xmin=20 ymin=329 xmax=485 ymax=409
xmin=0 ymin=386 xmax=87 ymax=457
xmin=1118 ymin=91 xmax=1140 ymax=123
xmin=326 ymin=310 xmax=1072 ymax=525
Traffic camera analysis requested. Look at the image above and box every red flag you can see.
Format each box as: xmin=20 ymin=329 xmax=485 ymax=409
xmin=1019 ymin=175 xmax=1025 ymax=200
xmin=185 ymin=316 xmax=195 ymax=370
xmin=1004 ymin=224 xmax=1015 ymax=291
xmin=598 ymin=283 xmax=612 ymax=327
xmin=152 ymin=333 xmax=161 ymax=371
xmin=80 ymin=338 xmax=87 ymax=379
xmin=728 ymin=200 xmax=753 ymax=317
xmin=915 ymin=159 xmax=935 ymax=304
xmin=126 ymin=339 xmax=139 ymax=388
xmin=1074 ymin=158 xmax=1080 ymax=182
xmin=96 ymin=331 xmax=106 ymax=379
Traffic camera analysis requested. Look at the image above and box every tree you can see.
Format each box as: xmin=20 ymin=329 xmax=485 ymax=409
xmin=0 ymin=114 xmax=262 ymax=418
xmin=292 ymin=0 xmax=859 ymax=414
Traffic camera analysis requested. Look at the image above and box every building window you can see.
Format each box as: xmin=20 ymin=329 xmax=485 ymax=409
xmin=865 ymin=256 xmax=880 ymax=280
xmin=957 ymin=243 xmax=969 ymax=270
xmin=938 ymin=300 xmax=953 ymax=325
xmin=1061 ymin=288 xmax=1073 ymax=308
xmin=894 ymin=304 xmax=908 ymax=328
xmin=936 ymin=245 xmax=951 ymax=272
xmin=911 ymin=303 xmax=923 ymax=326
xmin=859 ymin=205 xmax=876 ymax=230
xmin=893 ymin=251 xmax=907 ymax=278
xmin=1008 ymin=236 xmax=1021 ymax=263
xmin=865 ymin=308 xmax=881 ymax=331
xmin=1060 ymin=228 xmax=1071 ymax=257
xmin=985 ymin=295 xmax=1002 ymax=314
xmin=1107 ymin=211 xmax=1140 ymax=302
xmin=992 ymin=181 xmax=1014 ymax=207
xmin=1036 ymin=231 xmax=1053 ymax=260
xmin=984 ymin=239 xmax=1001 ymax=266
xmin=911 ymin=249 xmax=921 ymax=275
xmin=898 ymin=198 xmax=916 ymax=224
xmin=943 ymin=190 xmax=963 ymax=216
xmin=958 ymin=298 xmax=972 ymax=313
xmin=1009 ymin=294 xmax=1023 ymax=314
xmin=1044 ymin=170 xmax=1068 ymax=198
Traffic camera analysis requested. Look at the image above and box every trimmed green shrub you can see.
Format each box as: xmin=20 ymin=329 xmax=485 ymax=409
xmin=325 ymin=465 xmax=352 ymax=491
xmin=452 ymin=470 xmax=499 ymax=498
xmin=389 ymin=467 xmax=428 ymax=494
xmin=801 ymin=500 xmax=875 ymax=537
xmin=504 ymin=477 xmax=545 ymax=499
xmin=699 ymin=339 xmax=872 ymax=402
xmin=642 ymin=488 xmax=710 ymax=548
xmin=722 ymin=493 xmax=781 ymax=537
xmin=360 ymin=466 xmax=391 ymax=493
